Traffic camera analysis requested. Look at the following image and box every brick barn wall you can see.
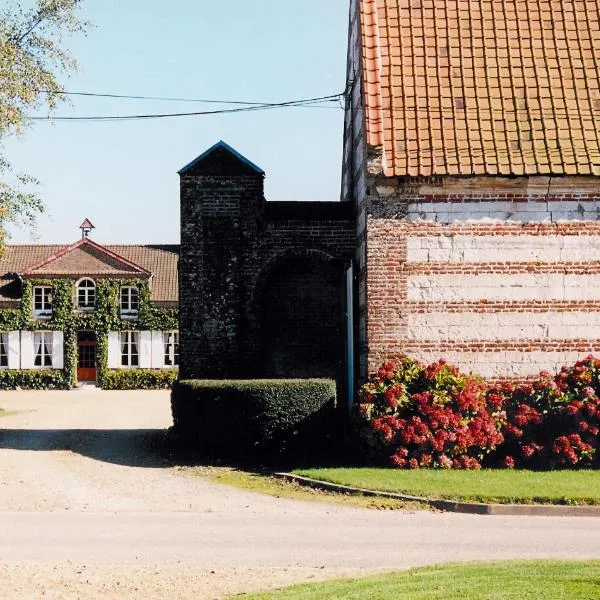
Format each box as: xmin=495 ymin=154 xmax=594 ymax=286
xmin=366 ymin=174 xmax=600 ymax=380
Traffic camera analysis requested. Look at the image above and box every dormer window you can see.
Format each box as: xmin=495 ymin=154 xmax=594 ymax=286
xmin=33 ymin=286 xmax=52 ymax=319
xmin=77 ymin=278 xmax=96 ymax=311
xmin=120 ymin=286 xmax=139 ymax=318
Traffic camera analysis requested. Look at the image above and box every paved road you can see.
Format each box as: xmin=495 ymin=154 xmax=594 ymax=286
xmin=0 ymin=390 xmax=598 ymax=599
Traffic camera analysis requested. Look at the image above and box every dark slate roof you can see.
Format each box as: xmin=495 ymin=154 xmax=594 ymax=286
xmin=178 ymin=140 xmax=265 ymax=176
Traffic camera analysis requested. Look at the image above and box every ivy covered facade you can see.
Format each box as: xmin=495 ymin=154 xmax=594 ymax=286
xmin=0 ymin=231 xmax=179 ymax=389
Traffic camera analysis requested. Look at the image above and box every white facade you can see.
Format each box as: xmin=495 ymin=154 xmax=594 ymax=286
xmin=0 ymin=330 xmax=177 ymax=371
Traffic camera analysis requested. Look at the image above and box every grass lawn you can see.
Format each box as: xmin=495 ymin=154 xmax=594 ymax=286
xmin=293 ymin=468 xmax=600 ymax=505
xmin=183 ymin=466 xmax=427 ymax=510
xmin=238 ymin=561 xmax=600 ymax=599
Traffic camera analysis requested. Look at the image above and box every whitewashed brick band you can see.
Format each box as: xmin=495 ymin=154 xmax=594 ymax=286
xmin=407 ymin=200 xmax=600 ymax=224
xmin=407 ymin=235 xmax=600 ymax=263
xmin=412 ymin=350 xmax=586 ymax=379
xmin=408 ymin=312 xmax=600 ymax=342
xmin=407 ymin=274 xmax=600 ymax=302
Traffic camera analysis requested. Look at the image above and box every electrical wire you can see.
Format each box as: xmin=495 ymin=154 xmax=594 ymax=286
xmin=35 ymin=89 xmax=339 ymax=106
xmin=27 ymin=92 xmax=345 ymax=122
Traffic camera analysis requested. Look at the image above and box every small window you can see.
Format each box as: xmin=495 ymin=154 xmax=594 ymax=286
xmin=163 ymin=331 xmax=179 ymax=367
xmin=33 ymin=286 xmax=52 ymax=318
xmin=120 ymin=331 xmax=139 ymax=367
xmin=34 ymin=332 xmax=53 ymax=367
xmin=120 ymin=286 xmax=139 ymax=317
xmin=77 ymin=279 xmax=96 ymax=311
xmin=0 ymin=333 xmax=8 ymax=368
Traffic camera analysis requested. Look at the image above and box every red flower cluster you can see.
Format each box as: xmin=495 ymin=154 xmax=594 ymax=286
xmin=357 ymin=357 xmax=504 ymax=470
xmin=357 ymin=355 xmax=600 ymax=470
xmin=500 ymin=356 xmax=600 ymax=469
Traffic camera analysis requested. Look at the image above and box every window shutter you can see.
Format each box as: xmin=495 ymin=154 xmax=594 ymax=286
xmin=52 ymin=331 xmax=64 ymax=369
xmin=20 ymin=331 xmax=34 ymax=369
xmin=151 ymin=331 xmax=164 ymax=368
xmin=107 ymin=332 xmax=120 ymax=368
xmin=8 ymin=331 xmax=20 ymax=369
xmin=139 ymin=331 xmax=152 ymax=368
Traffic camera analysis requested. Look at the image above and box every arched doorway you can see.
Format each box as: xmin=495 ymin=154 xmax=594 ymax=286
xmin=260 ymin=253 xmax=345 ymax=381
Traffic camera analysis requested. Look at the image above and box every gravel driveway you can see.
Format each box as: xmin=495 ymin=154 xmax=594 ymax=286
xmin=0 ymin=389 xmax=599 ymax=599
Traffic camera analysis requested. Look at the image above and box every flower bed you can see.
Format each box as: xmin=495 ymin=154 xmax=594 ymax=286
xmin=357 ymin=356 xmax=600 ymax=470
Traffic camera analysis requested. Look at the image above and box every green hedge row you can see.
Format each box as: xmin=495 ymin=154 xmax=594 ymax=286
xmin=0 ymin=370 xmax=69 ymax=390
xmin=171 ymin=379 xmax=338 ymax=463
xmin=101 ymin=368 xmax=178 ymax=390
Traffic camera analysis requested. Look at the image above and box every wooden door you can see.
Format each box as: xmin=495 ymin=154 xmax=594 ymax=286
xmin=77 ymin=331 xmax=97 ymax=382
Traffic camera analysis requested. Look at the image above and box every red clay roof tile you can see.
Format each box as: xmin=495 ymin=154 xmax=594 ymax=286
xmin=360 ymin=0 xmax=600 ymax=177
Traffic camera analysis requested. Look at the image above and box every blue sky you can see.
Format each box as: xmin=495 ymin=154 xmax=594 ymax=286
xmin=5 ymin=0 xmax=349 ymax=244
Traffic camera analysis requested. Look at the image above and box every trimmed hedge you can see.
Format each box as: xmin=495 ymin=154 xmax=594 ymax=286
xmin=101 ymin=368 xmax=178 ymax=390
xmin=0 ymin=369 xmax=69 ymax=390
xmin=171 ymin=379 xmax=337 ymax=463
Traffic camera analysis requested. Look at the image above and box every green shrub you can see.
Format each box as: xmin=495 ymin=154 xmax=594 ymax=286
xmin=171 ymin=379 xmax=338 ymax=464
xmin=0 ymin=369 xmax=69 ymax=390
xmin=101 ymin=368 xmax=178 ymax=390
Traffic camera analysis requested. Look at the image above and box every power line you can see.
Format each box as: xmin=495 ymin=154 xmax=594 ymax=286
xmin=28 ymin=92 xmax=344 ymax=122
xmin=36 ymin=88 xmax=342 ymax=107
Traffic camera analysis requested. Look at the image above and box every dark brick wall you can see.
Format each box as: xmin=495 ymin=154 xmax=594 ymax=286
xmin=179 ymin=150 xmax=355 ymax=381
xmin=261 ymin=255 xmax=345 ymax=380
xmin=341 ymin=0 xmax=369 ymax=379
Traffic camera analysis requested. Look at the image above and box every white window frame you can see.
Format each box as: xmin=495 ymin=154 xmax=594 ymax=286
xmin=120 ymin=331 xmax=140 ymax=368
xmin=120 ymin=286 xmax=139 ymax=318
xmin=163 ymin=330 xmax=179 ymax=367
xmin=76 ymin=278 xmax=96 ymax=311
xmin=0 ymin=332 xmax=8 ymax=368
xmin=34 ymin=331 xmax=53 ymax=368
xmin=33 ymin=286 xmax=53 ymax=319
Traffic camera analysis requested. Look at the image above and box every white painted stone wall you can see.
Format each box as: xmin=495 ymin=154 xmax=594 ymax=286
xmin=407 ymin=235 xmax=600 ymax=263
xmin=413 ymin=350 xmax=586 ymax=379
xmin=408 ymin=312 xmax=600 ymax=341
xmin=408 ymin=274 xmax=600 ymax=302
xmin=407 ymin=200 xmax=600 ymax=224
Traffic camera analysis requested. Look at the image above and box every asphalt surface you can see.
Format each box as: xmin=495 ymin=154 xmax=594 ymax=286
xmin=0 ymin=389 xmax=598 ymax=598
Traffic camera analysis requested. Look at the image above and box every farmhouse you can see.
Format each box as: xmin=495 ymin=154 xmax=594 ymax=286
xmin=342 ymin=0 xmax=600 ymax=380
xmin=0 ymin=220 xmax=179 ymax=389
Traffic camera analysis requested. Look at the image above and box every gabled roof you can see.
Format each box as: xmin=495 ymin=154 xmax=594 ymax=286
xmin=21 ymin=238 xmax=151 ymax=278
xmin=79 ymin=218 xmax=95 ymax=230
xmin=0 ymin=242 xmax=180 ymax=305
xmin=360 ymin=0 xmax=600 ymax=177
xmin=178 ymin=140 xmax=265 ymax=176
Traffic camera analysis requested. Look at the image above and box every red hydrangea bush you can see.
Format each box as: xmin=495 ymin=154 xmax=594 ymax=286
xmin=357 ymin=355 xmax=600 ymax=470
xmin=500 ymin=357 xmax=600 ymax=469
xmin=356 ymin=356 xmax=505 ymax=469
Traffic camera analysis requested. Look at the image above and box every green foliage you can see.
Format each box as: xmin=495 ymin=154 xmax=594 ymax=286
xmin=293 ymin=468 xmax=600 ymax=506
xmin=241 ymin=561 xmax=600 ymax=600
xmin=171 ymin=379 xmax=338 ymax=464
xmin=0 ymin=0 xmax=88 ymax=240
xmin=102 ymin=368 xmax=178 ymax=390
xmin=0 ymin=369 xmax=68 ymax=390
xmin=0 ymin=277 xmax=178 ymax=389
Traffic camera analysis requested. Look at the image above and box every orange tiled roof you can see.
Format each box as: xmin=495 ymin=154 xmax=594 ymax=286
xmin=361 ymin=0 xmax=600 ymax=177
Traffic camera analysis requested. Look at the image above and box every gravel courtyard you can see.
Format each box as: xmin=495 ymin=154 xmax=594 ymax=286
xmin=0 ymin=389 xmax=599 ymax=599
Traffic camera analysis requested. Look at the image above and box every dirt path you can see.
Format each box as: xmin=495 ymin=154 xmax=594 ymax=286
xmin=0 ymin=390 xmax=599 ymax=599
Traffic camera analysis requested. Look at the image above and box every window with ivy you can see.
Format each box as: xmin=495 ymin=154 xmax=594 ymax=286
xmin=33 ymin=286 xmax=52 ymax=318
xmin=34 ymin=332 xmax=53 ymax=367
xmin=120 ymin=286 xmax=139 ymax=317
xmin=163 ymin=331 xmax=179 ymax=366
xmin=0 ymin=333 xmax=8 ymax=368
xmin=77 ymin=278 xmax=96 ymax=311
xmin=120 ymin=331 xmax=139 ymax=367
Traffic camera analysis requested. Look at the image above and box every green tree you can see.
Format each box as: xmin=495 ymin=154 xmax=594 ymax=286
xmin=0 ymin=0 xmax=87 ymax=245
